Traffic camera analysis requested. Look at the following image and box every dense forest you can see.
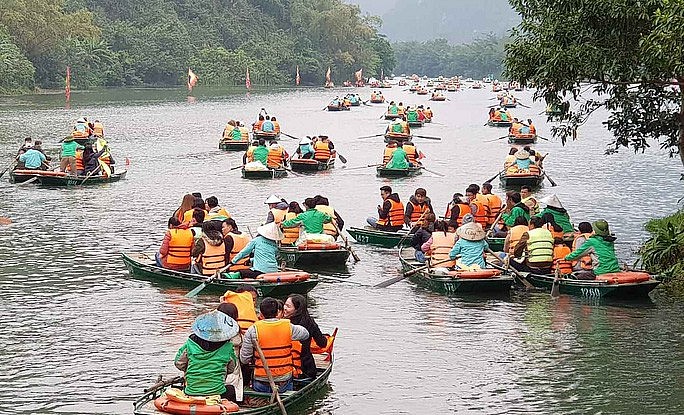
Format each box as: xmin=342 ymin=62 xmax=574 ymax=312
xmin=392 ymin=35 xmax=506 ymax=78
xmin=0 ymin=0 xmax=395 ymax=93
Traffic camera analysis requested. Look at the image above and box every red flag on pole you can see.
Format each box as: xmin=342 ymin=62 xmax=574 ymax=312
xmin=246 ymin=67 xmax=251 ymax=90
xmin=65 ymin=66 xmax=71 ymax=102
xmin=355 ymin=68 xmax=363 ymax=82
xmin=325 ymin=67 xmax=331 ymax=83
xmin=296 ymin=65 xmax=300 ymax=86
xmin=187 ymin=68 xmax=198 ymax=91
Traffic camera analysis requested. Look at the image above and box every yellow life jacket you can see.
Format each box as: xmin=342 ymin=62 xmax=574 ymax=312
xmin=315 ymin=205 xmax=337 ymax=236
xmin=430 ymin=231 xmax=456 ymax=267
xmin=526 ymin=228 xmax=554 ymax=264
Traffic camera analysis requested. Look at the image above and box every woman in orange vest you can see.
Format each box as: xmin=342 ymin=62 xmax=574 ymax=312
xmin=313 ymin=138 xmax=331 ymax=161
xmin=402 ymin=141 xmax=419 ymax=165
xmin=552 ymin=237 xmax=573 ymax=275
xmin=173 ymin=194 xmax=195 ymax=223
xmin=283 ymin=294 xmax=327 ymax=379
xmin=541 ymin=212 xmax=565 ymax=241
xmin=503 ymin=216 xmax=529 ymax=256
xmin=157 ymin=217 xmax=194 ymax=271
xmin=221 ymin=288 xmax=258 ymax=334
xmin=382 ymin=141 xmax=398 ymax=164
xmin=191 ymin=221 xmax=226 ymax=275
xmin=240 ymin=298 xmax=310 ymax=393
xmin=266 ymin=143 xmax=287 ymax=168
xmin=281 ymin=201 xmax=304 ymax=245
xmin=221 ymin=218 xmax=252 ymax=270
xmin=572 ymin=222 xmax=594 ymax=271
xmin=424 ymin=220 xmax=457 ymax=267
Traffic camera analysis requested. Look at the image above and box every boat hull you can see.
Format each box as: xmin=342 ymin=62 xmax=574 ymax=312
xmin=12 ymin=169 xmax=127 ymax=186
xmin=346 ymin=227 xmax=411 ymax=248
xmin=383 ymin=133 xmax=412 ymax=143
xmin=219 ymin=141 xmax=249 ymax=151
xmin=278 ymin=247 xmax=350 ymax=267
xmin=499 ymin=171 xmax=545 ymax=188
xmin=384 ymin=114 xmax=402 ymax=120
xmin=290 ymin=158 xmax=334 ymax=172
xmin=408 ymin=120 xmax=424 ymax=127
xmin=526 ymin=273 xmax=660 ymax=299
xmin=241 ymin=168 xmax=288 ymax=179
xmin=253 ymin=131 xmax=281 ymax=141
xmin=121 ymin=253 xmax=317 ymax=297
xmin=376 ymin=166 xmax=422 ymax=177
xmin=327 ymin=105 xmax=350 ymax=111
xmin=508 ymin=134 xmax=537 ymax=144
xmin=487 ymin=120 xmax=513 ymax=127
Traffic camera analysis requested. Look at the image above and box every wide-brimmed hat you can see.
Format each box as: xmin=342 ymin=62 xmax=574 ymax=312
xmin=540 ymin=194 xmax=563 ymax=209
xmin=64 ymin=136 xmax=74 ymax=142
xmin=592 ymin=219 xmax=610 ymax=237
xmin=457 ymin=222 xmax=486 ymax=241
xmin=191 ymin=310 xmax=239 ymax=342
xmin=76 ymin=118 xmax=86 ymax=123
xmin=269 ymin=143 xmax=280 ymax=149
xmin=257 ymin=222 xmax=283 ymax=241
xmin=299 ymin=137 xmax=311 ymax=145
xmin=515 ymin=150 xmax=530 ymax=160
xmin=265 ymin=195 xmax=281 ymax=204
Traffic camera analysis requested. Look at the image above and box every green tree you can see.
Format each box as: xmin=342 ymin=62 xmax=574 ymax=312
xmin=505 ymin=0 xmax=684 ymax=167
xmin=0 ymin=26 xmax=35 ymax=94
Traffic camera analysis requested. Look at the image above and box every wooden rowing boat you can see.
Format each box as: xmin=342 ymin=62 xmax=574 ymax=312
xmin=327 ymin=105 xmax=350 ymax=111
xmin=278 ymin=245 xmax=350 ymax=268
xmin=526 ymin=272 xmax=660 ymax=299
xmin=346 ymin=226 xmax=412 ymax=248
xmin=430 ymin=96 xmax=446 ymax=101
xmin=384 ymin=113 xmax=402 ymax=120
xmin=290 ymin=158 xmax=334 ymax=172
xmin=241 ymin=167 xmax=288 ymax=179
xmin=508 ymin=134 xmax=537 ymax=144
xmin=487 ymin=237 xmax=505 ymax=252
xmin=487 ymin=120 xmax=513 ymax=127
xmin=407 ymin=119 xmax=424 ymax=127
xmin=502 ymin=102 xmax=517 ymax=108
xmin=133 ymin=354 xmax=334 ymax=415
xmin=376 ymin=166 xmax=422 ymax=177
xmin=399 ymin=247 xmax=514 ymax=295
xmin=252 ymin=131 xmax=281 ymax=141
xmin=499 ymin=169 xmax=545 ymax=188
xmin=383 ymin=132 xmax=412 ymax=143
xmin=370 ymin=98 xmax=385 ymax=103
xmin=219 ymin=140 xmax=250 ymax=151
xmin=10 ymin=169 xmax=127 ymax=186
xmin=121 ymin=253 xmax=318 ymax=297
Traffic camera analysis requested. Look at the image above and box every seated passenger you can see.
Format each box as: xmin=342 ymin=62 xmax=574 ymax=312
xmin=191 ymin=221 xmax=227 ymax=275
xmin=284 ymin=294 xmax=328 ymax=380
xmin=157 ymin=217 xmax=194 ymax=271
xmin=367 ymin=185 xmax=405 ymax=232
xmin=565 ymin=219 xmax=620 ymax=280
xmin=449 ymin=215 xmax=488 ymax=270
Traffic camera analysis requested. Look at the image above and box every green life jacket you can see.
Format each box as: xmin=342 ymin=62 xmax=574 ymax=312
xmin=526 ymin=228 xmax=554 ymax=264
xmin=253 ymin=146 xmax=269 ymax=165
xmin=500 ymin=112 xmax=509 ymax=121
xmin=232 ymin=128 xmax=242 ymax=140
xmin=389 ymin=105 xmax=398 ymax=114
xmin=386 ymin=148 xmax=409 ymax=169
xmin=176 ymin=338 xmax=236 ymax=396
xmin=391 ymin=123 xmax=403 ymax=133
xmin=407 ymin=111 xmax=418 ymax=122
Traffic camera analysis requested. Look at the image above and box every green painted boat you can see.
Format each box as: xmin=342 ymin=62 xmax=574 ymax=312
xmin=383 ymin=132 xmax=412 ymax=143
xmin=408 ymin=119 xmax=424 ymax=127
xmin=384 ymin=113 xmax=402 ymax=120
xmin=278 ymin=246 xmax=350 ymax=267
xmin=487 ymin=237 xmax=504 ymax=252
xmin=526 ymin=272 xmax=660 ymax=299
xmin=507 ymin=134 xmax=537 ymax=144
xmin=121 ymin=253 xmax=317 ymax=297
xmin=11 ymin=169 xmax=127 ymax=186
xmin=253 ymin=131 xmax=281 ymax=141
xmin=376 ymin=166 xmax=422 ymax=177
xmin=241 ymin=167 xmax=288 ymax=179
xmin=346 ymin=226 xmax=411 ymax=248
xmin=399 ymin=247 xmax=514 ymax=295
xmin=219 ymin=140 xmax=250 ymax=151
xmin=327 ymin=105 xmax=350 ymax=111
xmin=133 ymin=354 xmax=334 ymax=415
xmin=499 ymin=170 xmax=545 ymax=188
xmin=290 ymin=158 xmax=334 ymax=172
xmin=502 ymin=103 xmax=517 ymax=108
xmin=487 ymin=120 xmax=513 ymax=127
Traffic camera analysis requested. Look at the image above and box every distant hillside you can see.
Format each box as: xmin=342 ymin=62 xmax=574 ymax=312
xmin=346 ymin=0 xmax=519 ymax=43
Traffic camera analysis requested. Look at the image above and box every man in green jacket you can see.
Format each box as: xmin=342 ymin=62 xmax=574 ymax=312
xmin=565 ymin=219 xmax=620 ymax=279
xmin=174 ymin=310 xmax=240 ymax=399
xmin=252 ymin=139 xmax=269 ymax=166
xmin=60 ymin=136 xmax=84 ymax=174
xmin=502 ymin=191 xmax=531 ymax=227
xmin=281 ymin=198 xmax=331 ymax=234
xmin=385 ymin=145 xmax=409 ymax=169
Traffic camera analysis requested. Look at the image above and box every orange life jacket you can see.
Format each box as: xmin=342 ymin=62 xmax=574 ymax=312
xmin=228 ymin=232 xmax=251 ymax=270
xmin=314 ymin=141 xmax=331 ymax=161
xmin=267 ymin=147 xmax=285 ymax=168
xmin=471 ymin=199 xmax=489 ymax=227
xmin=510 ymin=123 xmax=521 ymax=135
xmin=543 ymin=224 xmax=565 ymax=241
xmin=281 ymin=212 xmax=300 ymax=244
xmin=69 ymin=149 xmax=84 ymax=172
xmin=270 ymin=208 xmax=287 ymax=224
xmin=529 ymin=124 xmax=536 ymax=134
xmin=408 ymin=200 xmax=430 ymax=224
xmin=400 ymin=121 xmax=409 ymax=134
xmin=403 ymin=144 xmax=417 ymax=163
xmin=167 ymin=229 xmax=193 ymax=266
xmin=92 ymin=122 xmax=104 ymax=137
xmin=253 ymin=319 xmax=293 ymax=378
xmin=424 ymin=109 xmax=433 ymax=118
xmin=221 ymin=291 xmax=257 ymax=333
xmin=483 ymin=194 xmax=502 ymax=225
xmin=383 ymin=147 xmax=397 ymax=164
xmin=377 ymin=199 xmax=404 ymax=227
xmin=273 ymin=122 xmax=281 ymax=135
xmin=198 ymin=239 xmax=226 ymax=276
xmin=315 ymin=205 xmax=337 ymax=236
xmin=291 ymin=341 xmax=304 ymax=377
xmin=253 ymin=120 xmax=264 ymax=131
xmin=507 ymin=225 xmax=529 ymax=255
xmin=447 ymin=202 xmax=472 ymax=226
xmin=553 ymin=244 xmax=573 ymax=274
xmin=572 ymin=232 xmax=594 ymax=270
xmin=430 ymin=231 xmax=457 ymax=267
xmin=239 ymin=127 xmax=249 ymax=140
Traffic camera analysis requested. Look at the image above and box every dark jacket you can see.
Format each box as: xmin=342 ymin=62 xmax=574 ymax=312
xmin=411 ymin=227 xmax=432 ymax=251
xmin=379 ymin=193 xmax=402 ymax=219
xmin=291 ymin=317 xmax=326 ymax=379
xmin=405 ymin=195 xmax=433 ymax=224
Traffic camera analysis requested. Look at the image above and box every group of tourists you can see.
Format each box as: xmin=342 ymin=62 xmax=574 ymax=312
xmin=365 ymin=185 xmax=620 ymax=279
xmin=381 ymin=140 xmax=422 ymax=169
xmin=175 ymin=291 xmax=329 ymax=400
xmin=15 ymin=137 xmax=51 ymax=170
xmin=488 ymin=107 xmax=513 ymax=122
xmin=328 ymin=94 xmax=361 ymax=108
xmin=252 ymin=110 xmax=281 ymax=135
xmin=157 ymin=193 xmax=344 ymax=278
xmin=293 ymin=135 xmax=336 ymax=161
xmin=503 ymin=146 xmax=545 ymax=174
xmin=370 ymin=91 xmax=385 ymax=102
xmin=243 ymin=139 xmax=289 ymax=170
xmin=508 ymin=118 xmax=536 ymax=136
xmin=221 ymin=120 xmax=250 ymax=142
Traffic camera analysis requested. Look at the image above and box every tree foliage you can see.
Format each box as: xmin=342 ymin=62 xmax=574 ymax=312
xmin=505 ymin=0 xmax=684 ymax=167
xmin=0 ymin=26 xmax=35 ymax=94
xmin=393 ymin=34 xmax=506 ymax=78
xmin=0 ymin=0 xmax=394 ymax=92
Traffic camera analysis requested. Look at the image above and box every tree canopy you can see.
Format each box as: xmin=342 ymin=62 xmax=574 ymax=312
xmin=0 ymin=0 xmax=394 ymax=92
xmin=505 ymin=0 xmax=684 ymax=167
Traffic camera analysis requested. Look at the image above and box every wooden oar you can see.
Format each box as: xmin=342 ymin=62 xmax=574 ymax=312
xmin=281 ymin=132 xmax=301 ymax=140
xmin=375 ymin=258 xmax=454 ymax=288
xmin=253 ymin=340 xmax=288 ymax=415
xmin=485 ymin=256 xmax=535 ymax=290
xmin=332 ymin=222 xmax=360 ymax=262
xmin=230 ymin=164 xmax=245 ymax=171
xmin=545 ymin=172 xmax=558 ymax=187
xmin=485 ymin=204 xmax=506 ymax=238
xmin=537 ymin=135 xmax=550 ymax=141
xmin=79 ymin=165 xmax=101 ymax=186
xmin=551 ymin=267 xmax=561 ymax=297
xmin=518 ymin=103 xmax=531 ymax=108
xmin=484 ymin=169 xmax=505 ymax=184
xmin=317 ymin=274 xmax=373 ymax=287
xmin=485 ymin=136 xmax=508 ymax=143
xmin=334 ymin=152 xmax=347 ymax=164
xmin=185 ymin=268 xmax=224 ymax=298
xmin=344 ymin=163 xmax=382 ymax=171
xmin=413 ymin=135 xmax=441 ymax=141
xmin=18 ymin=176 xmax=39 ymax=186
xmin=0 ymin=160 xmax=15 ymax=179
xmin=355 ymin=133 xmax=384 ymax=139
xmin=421 ymin=167 xmax=444 ymax=177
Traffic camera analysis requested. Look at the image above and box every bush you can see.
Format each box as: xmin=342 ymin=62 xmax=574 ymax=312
xmin=639 ymin=209 xmax=684 ymax=292
xmin=0 ymin=27 xmax=35 ymax=94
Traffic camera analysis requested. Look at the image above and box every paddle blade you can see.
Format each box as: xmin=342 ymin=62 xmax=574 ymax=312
xmin=186 ymin=282 xmax=207 ymax=298
xmin=337 ymin=153 xmax=347 ymax=164
xmin=374 ymin=274 xmax=407 ymax=288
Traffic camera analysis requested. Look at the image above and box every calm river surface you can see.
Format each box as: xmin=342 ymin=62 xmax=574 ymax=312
xmin=0 ymin=85 xmax=683 ymax=414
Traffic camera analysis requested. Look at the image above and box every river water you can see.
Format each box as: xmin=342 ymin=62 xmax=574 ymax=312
xmin=0 ymin=85 xmax=683 ymax=414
